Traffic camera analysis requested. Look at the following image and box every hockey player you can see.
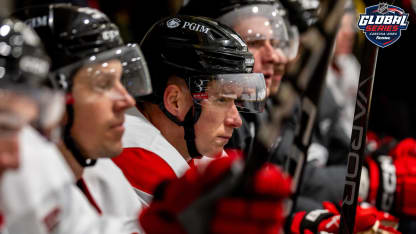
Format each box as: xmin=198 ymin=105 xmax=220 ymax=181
xmin=0 ymin=16 xmax=61 ymax=178
xmin=13 ymin=4 xmax=152 ymax=233
xmin=0 ymin=16 xmax=72 ymax=233
xmin=179 ymin=0 xmax=302 ymax=159
xmin=214 ymin=1 xmax=293 ymax=97
xmin=181 ymin=0 xmax=296 ymax=96
xmin=178 ymin=0 xmax=341 ymax=198
xmin=112 ymin=15 xmax=267 ymax=204
xmin=0 ymin=16 xmax=131 ymax=234
xmin=104 ymin=16 xmax=295 ymax=234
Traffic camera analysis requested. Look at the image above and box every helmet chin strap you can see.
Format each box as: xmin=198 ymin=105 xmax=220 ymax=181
xmin=63 ymin=104 xmax=97 ymax=167
xmin=159 ymin=102 xmax=202 ymax=159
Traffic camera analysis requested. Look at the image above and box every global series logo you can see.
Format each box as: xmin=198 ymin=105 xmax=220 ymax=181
xmin=358 ymin=3 xmax=409 ymax=48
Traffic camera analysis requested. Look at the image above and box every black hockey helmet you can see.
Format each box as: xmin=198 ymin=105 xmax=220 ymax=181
xmin=0 ymin=17 xmax=50 ymax=88
xmin=140 ymin=15 xmax=266 ymax=158
xmin=140 ymin=15 xmax=266 ymax=113
xmin=180 ymin=0 xmax=299 ymax=60
xmin=0 ymin=16 xmax=64 ymax=135
xmin=12 ymin=4 xmax=152 ymax=99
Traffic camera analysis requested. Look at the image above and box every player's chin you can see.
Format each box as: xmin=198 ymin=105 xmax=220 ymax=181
xmin=205 ymin=146 xmax=225 ymax=158
xmin=103 ymin=141 xmax=123 ymax=158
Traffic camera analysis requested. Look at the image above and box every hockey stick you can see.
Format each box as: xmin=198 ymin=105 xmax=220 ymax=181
xmin=338 ymin=0 xmax=400 ymax=231
xmin=339 ymin=23 xmax=380 ymax=234
xmin=277 ymin=0 xmax=346 ymax=215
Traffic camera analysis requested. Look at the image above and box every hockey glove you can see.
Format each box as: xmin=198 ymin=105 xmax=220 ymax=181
xmin=362 ymin=137 xmax=416 ymax=217
xmin=288 ymin=201 xmax=399 ymax=234
xmin=139 ymin=155 xmax=292 ymax=234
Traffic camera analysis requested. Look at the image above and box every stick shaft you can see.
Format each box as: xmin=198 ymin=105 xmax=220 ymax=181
xmin=339 ymin=40 xmax=379 ymax=234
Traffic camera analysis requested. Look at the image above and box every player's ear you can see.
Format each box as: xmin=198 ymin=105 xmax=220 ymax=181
xmin=163 ymin=76 xmax=192 ymax=121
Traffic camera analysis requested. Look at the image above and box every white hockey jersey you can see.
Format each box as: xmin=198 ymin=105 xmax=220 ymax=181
xmin=0 ymin=126 xmax=144 ymax=234
xmin=113 ymin=112 xmax=192 ymax=204
xmin=0 ymin=126 xmax=74 ymax=234
xmin=83 ymin=159 xmax=147 ymax=233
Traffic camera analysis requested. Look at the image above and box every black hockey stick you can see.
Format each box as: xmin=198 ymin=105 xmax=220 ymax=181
xmin=338 ymin=24 xmax=379 ymax=234
xmin=338 ymin=0 xmax=399 ymax=231
xmin=277 ymin=0 xmax=347 ymax=215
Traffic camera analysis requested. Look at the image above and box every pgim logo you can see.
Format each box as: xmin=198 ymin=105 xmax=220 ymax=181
xmin=182 ymin=21 xmax=210 ymax=34
xmin=357 ymin=3 xmax=409 ymax=48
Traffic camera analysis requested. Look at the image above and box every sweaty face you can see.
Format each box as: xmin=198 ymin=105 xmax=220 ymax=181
xmin=0 ymin=90 xmax=38 ymax=175
xmin=233 ymin=16 xmax=288 ymax=96
xmin=193 ymin=81 xmax=243 ymax=157
xmin=70 ymin=59 xmax=135 ymax=159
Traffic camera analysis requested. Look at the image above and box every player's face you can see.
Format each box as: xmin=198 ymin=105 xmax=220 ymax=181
xmin=233 ymin=16 xmax=288 ymax=96
xmin=70 ymin=59 xmax=135 ymax=158
xmin=193 ymin=81 xmax=243 ymax=157
xmin=0 ymin=91 xmax=38 ymax=175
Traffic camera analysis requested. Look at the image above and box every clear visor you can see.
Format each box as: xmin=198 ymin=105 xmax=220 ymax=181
xmin=284 ymin=24 xmax=300 ymax=60
xmin=189 ymin=73 xmax=266 ymax=113
xmin=0 ymin=86 xmax=65 ymax=138
xmin=55 ymin=44 xmax=152 ymax=99
xmin=218 ymin=3 xmax=299 ymax=60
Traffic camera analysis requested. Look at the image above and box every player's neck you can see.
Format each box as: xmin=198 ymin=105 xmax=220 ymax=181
xmin=57 ymin=140 xmax=84 ymax=180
